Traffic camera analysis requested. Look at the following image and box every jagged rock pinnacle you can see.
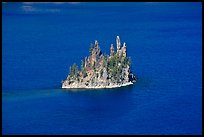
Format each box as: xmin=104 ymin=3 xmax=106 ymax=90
xmin=110 ymin=44 xmax=114 ymax=56
xmin=122 ymin=42 xmax=127 ymax=57
xmin=95 ymin=40 xmax=98 ymax=46
xmin=116 ymin=36 xmax=121 ymax=52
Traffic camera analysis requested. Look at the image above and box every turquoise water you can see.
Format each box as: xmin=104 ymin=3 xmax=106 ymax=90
xmin=2 ymin=2 xmax=202 ymax=135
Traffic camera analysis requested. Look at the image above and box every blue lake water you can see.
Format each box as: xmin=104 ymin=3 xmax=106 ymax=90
xmin=2 ymin=2 xmax=202 ymax=135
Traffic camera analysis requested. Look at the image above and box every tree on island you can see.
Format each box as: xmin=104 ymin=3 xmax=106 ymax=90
xmin=69 ymin=63 xmax=78 ymax=79
xmin=89 ymin=43 xmax=93 ymax=56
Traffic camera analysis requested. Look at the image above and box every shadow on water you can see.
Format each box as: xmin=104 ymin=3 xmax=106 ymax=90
xmin=2 ymin=80 xmax=143 ymax=103
xmin=3 ymin=78 xmax=172 ymax=134
xmin=2 ymin=75 xmax=155 ymax=105
xmin=58 ymin=84 xmax=138 ymax=118
xmin=3 ymin=79 xmax=147 ymax=115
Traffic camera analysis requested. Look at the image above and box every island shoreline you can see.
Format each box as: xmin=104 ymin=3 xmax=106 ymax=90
xmin=62 ymin=81 xmax=134 ymax=89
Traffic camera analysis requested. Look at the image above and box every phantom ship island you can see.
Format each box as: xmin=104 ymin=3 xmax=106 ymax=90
xmin=62 ymin=36 xmax=136 ymax=89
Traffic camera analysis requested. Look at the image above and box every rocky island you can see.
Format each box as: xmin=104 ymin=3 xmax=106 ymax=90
xmin=62 ymin=36 xmax=136 ymax=89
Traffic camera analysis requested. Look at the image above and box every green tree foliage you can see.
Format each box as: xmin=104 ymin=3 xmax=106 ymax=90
xmin=80 ymin=60 xmax=87 ymax=78
xmin=107 ymin=54 xmax=117 ymax=70
xmin=82 ymin=68 xmax=87 ymax=78
xmin=102 ymin=54 xmax=108 ymax=67
xmin=106 ymin=54 xmax=131 ymax=83
xmin=89 ymin=43 xmax=93 ymax=56
xmin=69 ymin=63 xmax=78 ymax=78
xmin=107 ymin=54 xmax=118 ymax=82
xmin=81 ymin=60 xmax=85 ymax=70
xmin=121 ymin=57 xmax=131 ymax=68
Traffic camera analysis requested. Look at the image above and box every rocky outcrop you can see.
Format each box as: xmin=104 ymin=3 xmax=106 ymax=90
xmin=110 ymin=44 xmax=114 ymax=57
xmin=62 ymin=36 xmax=137 ymax=89
xmin=116 ymin=36 xmax=121 ymax=52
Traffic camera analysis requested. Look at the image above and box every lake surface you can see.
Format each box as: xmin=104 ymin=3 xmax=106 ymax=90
xmin=2 ymin=2 xmax=202 ymax=135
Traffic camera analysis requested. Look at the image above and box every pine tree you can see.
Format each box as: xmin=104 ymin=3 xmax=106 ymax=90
xmin=69 ymin=63 xmax=78 ymax=78
xmin=89 ymin=43 xmax=93 ymax=56
xmin=81 ymin=60 xmax=84 ymax=70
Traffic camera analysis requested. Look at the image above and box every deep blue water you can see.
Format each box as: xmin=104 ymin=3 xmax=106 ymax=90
xmin=2 ymin=2 xmax=202 ymax=135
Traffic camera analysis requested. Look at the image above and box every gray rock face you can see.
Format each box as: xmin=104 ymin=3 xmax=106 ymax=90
xmin=121 ymin=42 xmax=127 ymax=57
xmin=116 ymin=36 xmax=121 ymax=52
xmin=123 ymin=65 xmax=130 ymax=83
xmin=110 ymin=44 xmax=114 ymax=57
xmin=62 ymin=36 xmax=137 ymax=89
xmin=102 ymin=68 xmax=108 ymax=80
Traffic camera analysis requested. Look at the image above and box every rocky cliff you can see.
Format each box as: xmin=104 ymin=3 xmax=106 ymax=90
xmin=62 ymin=36 xmax=136 ymax=89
